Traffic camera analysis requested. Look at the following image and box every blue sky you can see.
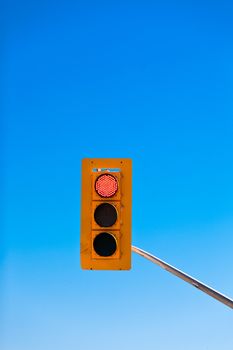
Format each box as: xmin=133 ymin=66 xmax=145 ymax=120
xmin=2 ymin=1 xmax=233 ymax=349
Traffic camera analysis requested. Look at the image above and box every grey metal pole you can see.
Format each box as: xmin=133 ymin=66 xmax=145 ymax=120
xmin=132 ymin=245 xmax=233 ymax=309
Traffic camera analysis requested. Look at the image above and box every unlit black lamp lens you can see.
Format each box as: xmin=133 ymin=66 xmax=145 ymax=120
xmin=94 ymin=203 xmax=117 ymax=227
xmin=93 ymin=232 xmax=117 ymax=257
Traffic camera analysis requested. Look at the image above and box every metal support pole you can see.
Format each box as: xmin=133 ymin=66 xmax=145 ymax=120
xmin=132 ymin=245 xmax=233 ymax=309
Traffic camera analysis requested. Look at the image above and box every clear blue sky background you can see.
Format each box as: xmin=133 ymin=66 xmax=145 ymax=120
xmin=2 ymin=1 xmax=233 ymax=349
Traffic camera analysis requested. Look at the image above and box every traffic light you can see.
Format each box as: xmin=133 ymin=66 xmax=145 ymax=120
xmin=80 ymin=158 xmax=132 ymax=270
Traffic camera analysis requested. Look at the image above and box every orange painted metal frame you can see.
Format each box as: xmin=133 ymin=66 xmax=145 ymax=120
xmin=80 ymin=158 xmax=132 ymax=270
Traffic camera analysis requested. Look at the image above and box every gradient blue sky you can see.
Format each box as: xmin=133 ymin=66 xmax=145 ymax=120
xmin=2 ymin=1 xmax=233 ymax=349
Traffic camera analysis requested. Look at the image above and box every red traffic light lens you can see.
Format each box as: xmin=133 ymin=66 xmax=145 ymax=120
xmin=95 ymin=174 xmax=118 ymax=198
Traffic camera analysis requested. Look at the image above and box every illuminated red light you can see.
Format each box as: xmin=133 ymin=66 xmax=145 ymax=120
xmin=95 ymin=174 xmax=118 ymax=198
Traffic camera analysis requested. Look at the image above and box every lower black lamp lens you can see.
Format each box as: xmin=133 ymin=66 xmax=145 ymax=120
xmin=93 ymin=232 xmax=117 ymax=257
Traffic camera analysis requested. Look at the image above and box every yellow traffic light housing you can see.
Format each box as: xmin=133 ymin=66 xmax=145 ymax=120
xmin=80 ymin=158 xmax=132 ymax=270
